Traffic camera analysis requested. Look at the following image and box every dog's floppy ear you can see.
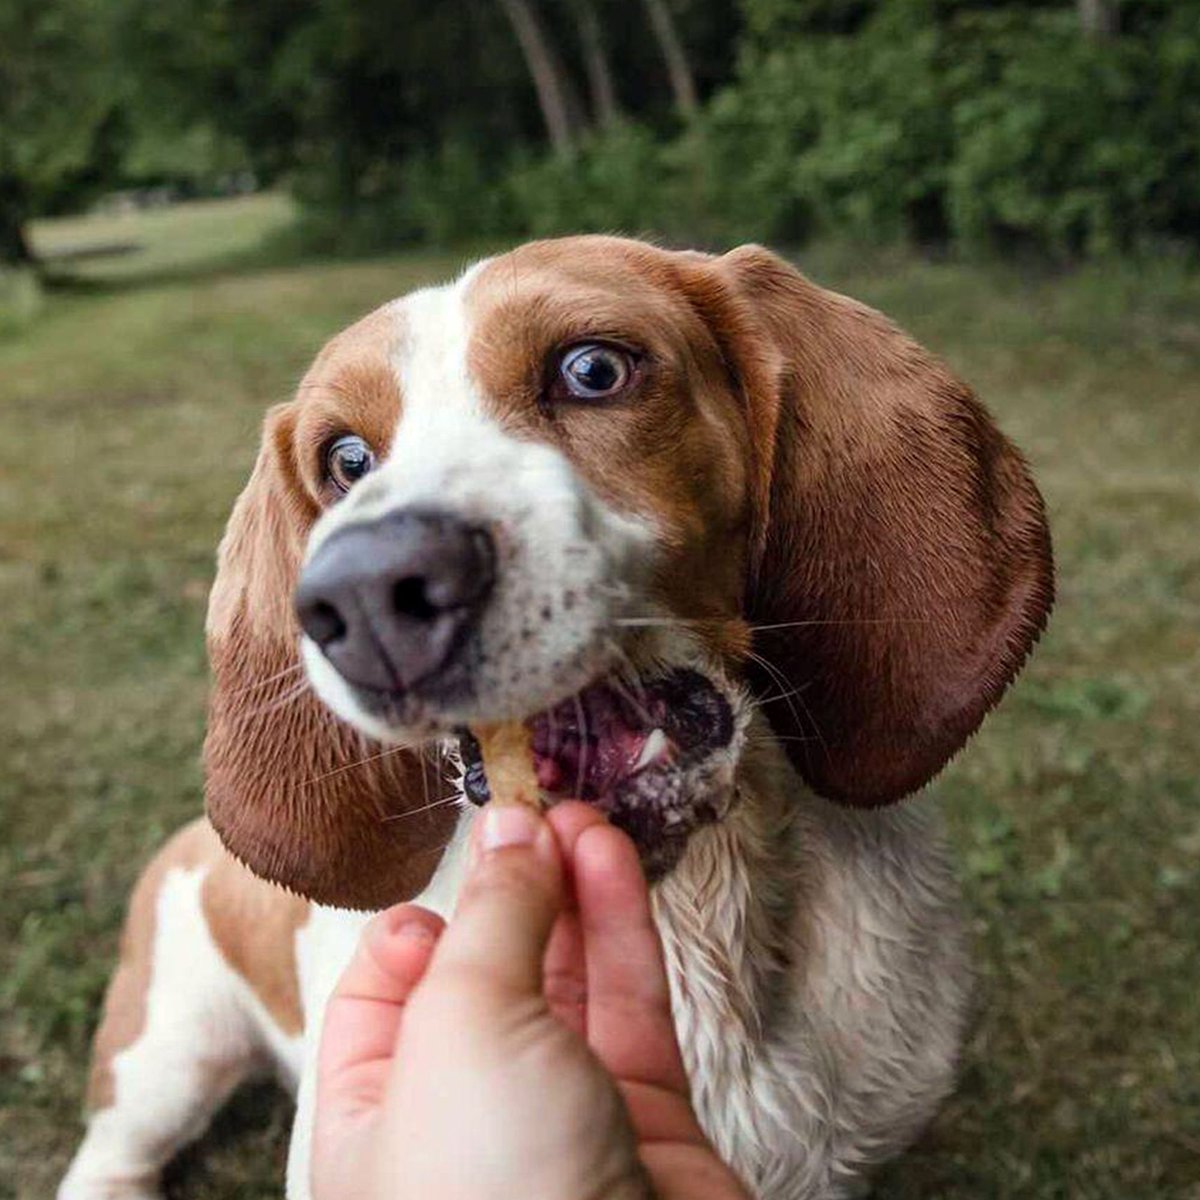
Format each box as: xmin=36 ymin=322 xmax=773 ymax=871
xmin=711 ymin=245 xmax=1053 ymax=805
xmin=204 ymin=403 xmax=456 ymax=910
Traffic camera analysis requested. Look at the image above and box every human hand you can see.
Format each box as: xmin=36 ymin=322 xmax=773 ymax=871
xmin=312 ymin=801 xmax=750 ymax=1200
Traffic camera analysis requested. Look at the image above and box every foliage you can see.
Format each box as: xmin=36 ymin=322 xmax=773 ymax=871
xmin=300 ymin=0 xmax=1198 ymax=260
xmin=10 ymin=0 xmax=1198 ymax=261
xmin=684 ymin=0 xmax=1200 ymax=255
xmin=0 ymin=0 xmax=124 ymax=261
xmin=946 ymin=7 xmax=1200 ymax=255
xmin=506 ymin=123 xmax=675 ymax=237
xmin=105 ymin=0 xmax=740 ymax=234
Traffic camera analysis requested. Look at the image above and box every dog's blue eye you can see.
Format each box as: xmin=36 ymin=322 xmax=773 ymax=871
xmin=325 ymin=435 xmax=376 ymax=492
xmin=559 ymin=343 xmax=633 ymax=400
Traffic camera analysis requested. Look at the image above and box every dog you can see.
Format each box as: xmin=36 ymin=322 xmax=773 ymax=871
xmin=60 ymin=237 xmax=1053 ymax=1200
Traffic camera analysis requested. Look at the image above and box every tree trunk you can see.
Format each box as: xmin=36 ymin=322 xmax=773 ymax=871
xmin=573 ymin=0 xmax=621 ymax=128
xmin=641 ymin=0 xmax=698 ymax=117
xmin=1078 ymin=0 xmax=1117 ymax=38
xmin=0 ymin=180 xmax=35 ymax=268
xmin=498 ymin=0 xmax=580 ymax=154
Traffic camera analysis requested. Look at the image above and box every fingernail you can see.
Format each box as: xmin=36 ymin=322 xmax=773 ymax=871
xmin=481 ymin=804 xmax=542 ymax=852
xmin=393 ymin=922 xmax=436 ymax=945
xmin=376 ymin=908 xmax=435 ymax=943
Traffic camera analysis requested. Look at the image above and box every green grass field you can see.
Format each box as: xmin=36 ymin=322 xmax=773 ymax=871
xmin=2 ymin=196 xmax=1198 ymax=1199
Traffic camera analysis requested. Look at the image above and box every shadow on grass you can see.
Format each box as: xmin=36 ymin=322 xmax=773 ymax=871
xmin=162 ymin=1079 xmax=292 ymax=1199
xmin=36 ymin=240 xmax=325 ymax=297
xmin=32 ymin=218 xmax=496 ymax=299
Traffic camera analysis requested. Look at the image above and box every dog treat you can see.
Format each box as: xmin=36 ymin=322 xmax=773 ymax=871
xmin=472 ymin=721 xmax=542 ymax=809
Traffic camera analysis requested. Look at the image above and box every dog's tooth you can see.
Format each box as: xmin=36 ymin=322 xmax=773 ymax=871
xmin=634 ymin=728 xmax=667 ymax=771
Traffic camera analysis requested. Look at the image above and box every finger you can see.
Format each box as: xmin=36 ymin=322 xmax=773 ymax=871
xmin=574 ymin=823 xmax=690 ymax=1096
xmin=541 ymin=911 xmax=586 ymax=1034
xmin=545 ymin=799 xmax=608 ymax=857
xmin=427 ymin=804 xmax=564 ymax=999
xmin=317 ymin=905 xmax=444 ymax=1117
xmin=539 ymin=804 xmax=608 ymax=1034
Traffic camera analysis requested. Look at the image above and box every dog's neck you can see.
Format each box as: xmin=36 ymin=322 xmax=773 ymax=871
xmin=652 ymin=723 xmax=803 ymax=1096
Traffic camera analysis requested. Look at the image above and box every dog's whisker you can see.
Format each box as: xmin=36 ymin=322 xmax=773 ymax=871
xmin=608 ymin=673 xmax=654 ymax=728
xmin=749 ymin=618 xmax=934 ymax=631
xmin=614 ymin=615 xmax=932 ymax=629
xmin=755 ymin=684 xmax=812 ymax=708
xmin=745 ymin=648 xmax=829 ymax=761
xmin=605 ymin=638 xmax=654 ymax=724
xmin=436 ymin=740 xmax=452 ymax=787
xmin=572 ymin=692 xmax=589 ymax=800
xmin=613 ymin=616 xmax=701 ymax=628
xmin=380 ymin=794 xmax=459 ymax=823
xmin=768 ymin=670 xmax=829 ymax=763
xmin=228 ymin=663 xmax=306 ymax=697
xmin=300 ymin=743 xmax=410 ymax=789
xmin=239 ymin=678 xmax=313 ymax=721
xmin=419 ymin=743 xmax=431 ymax=809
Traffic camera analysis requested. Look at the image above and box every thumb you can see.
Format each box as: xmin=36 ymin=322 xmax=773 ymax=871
xmin=424 ymin=805 xmax=563 ymax=997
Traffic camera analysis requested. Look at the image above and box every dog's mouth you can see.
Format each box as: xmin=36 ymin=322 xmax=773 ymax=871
xmin=457 ymin=667 xmax=738 ymax=878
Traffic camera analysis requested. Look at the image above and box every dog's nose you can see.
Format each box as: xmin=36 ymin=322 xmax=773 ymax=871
xmin=295 ymin=510 xmax=495 ymax=693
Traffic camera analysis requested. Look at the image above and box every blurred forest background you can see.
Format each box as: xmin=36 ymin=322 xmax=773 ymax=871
xmin=3 ymin=2 xmax=1200 ymax=1198
xmin=3 ymin=0 xmax=1199 ymax=270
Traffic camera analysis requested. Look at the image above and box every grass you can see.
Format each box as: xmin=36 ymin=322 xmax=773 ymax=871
xmin=1 ymin=197 xmax=1198 ymax=1199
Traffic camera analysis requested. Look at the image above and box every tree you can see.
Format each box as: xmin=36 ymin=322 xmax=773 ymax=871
xmin=0 ymin=0 xmax=121 ymax=266
xmin=573 ymin=0 xmax=621 ymax=127
xmin=115 ymin=0 xmax=544 ymax=212
xmin=498 ymin=0 xmax=584 ymax=153
xmin=1078 ymin=0 xmax=1117 ymax=38
xmin=641 ymin=0 xmax=698 ymax=117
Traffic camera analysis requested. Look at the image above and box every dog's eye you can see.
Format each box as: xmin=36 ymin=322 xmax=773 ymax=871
xmin=324 ymin=435 xmax=376 ymax=492
xmin=557 ymin=343 xmax=634 ymax=400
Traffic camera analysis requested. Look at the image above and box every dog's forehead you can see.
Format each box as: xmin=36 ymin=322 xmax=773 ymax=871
xmin=473 ymin=235 xmax=681 ymax=290
xmin=301 ymin=237 xmax=705 ymax=432
xmin=462 ymin=237 xmax=698 ymax=326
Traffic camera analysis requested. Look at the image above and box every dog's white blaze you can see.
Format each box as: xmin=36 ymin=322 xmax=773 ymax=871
xmin=384 ymin=274 xmax=590 ymax=521
xmin=307 ymin=265 xmax=582 ymax=544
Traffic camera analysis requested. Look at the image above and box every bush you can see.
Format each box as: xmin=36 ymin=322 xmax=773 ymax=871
xmin=947 ymin=10 xmax=1200 ymax=256
xmin=504 ymin=124 xmax=672 ymax=240
xmin=712 ymin=2 xmax=1200 ymax=256
xmin=285 ymin=134 xmax=522 ymax=255
xmin=697 ymin=4 xmax=953 ymax=246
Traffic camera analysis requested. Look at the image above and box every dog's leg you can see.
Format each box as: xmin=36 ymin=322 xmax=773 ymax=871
xmin=59 ymin=860 xmax=266 ymax=1200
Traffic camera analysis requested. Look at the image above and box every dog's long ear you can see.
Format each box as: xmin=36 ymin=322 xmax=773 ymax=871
xmin=708 ymin=245 xmax=1053 ymax=805
xmin=204 ymin=403 xmax=456 ymax=909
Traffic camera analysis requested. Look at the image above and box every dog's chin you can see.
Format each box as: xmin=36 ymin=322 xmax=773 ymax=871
xmin=304 ymin=638 xmax=746 ymax=880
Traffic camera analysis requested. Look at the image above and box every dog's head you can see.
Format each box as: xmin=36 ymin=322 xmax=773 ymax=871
xmin=205 ymin=237 xmax=1053 ymax=907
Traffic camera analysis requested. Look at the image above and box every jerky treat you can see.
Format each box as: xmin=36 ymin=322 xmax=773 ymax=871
xmin=472 ymin=721 xmax=542 ymax=809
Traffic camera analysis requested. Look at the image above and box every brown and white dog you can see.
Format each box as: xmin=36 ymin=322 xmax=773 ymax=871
xmin=60 ymin=237 xmax=1053 ymax=1200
